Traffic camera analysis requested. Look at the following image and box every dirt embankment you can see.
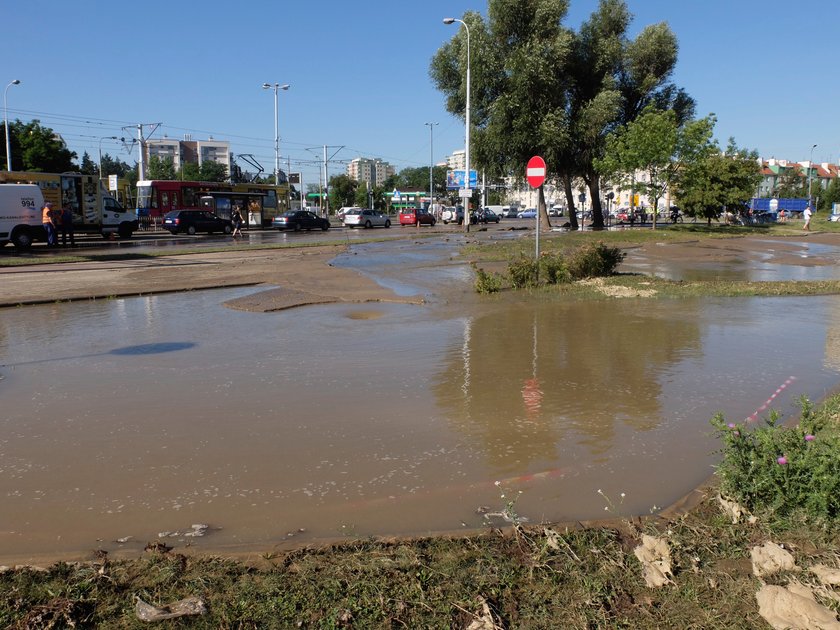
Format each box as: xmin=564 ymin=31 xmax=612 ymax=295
xmin=0 ymin=245 xmax=422 ymax=311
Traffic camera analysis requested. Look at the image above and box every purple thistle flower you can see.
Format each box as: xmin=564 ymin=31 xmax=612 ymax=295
xmin=777 ymin=456 xmax=788 ymax=465
xmin=805 ymin=434 xmax=815 ymax=442
xmin=727 ymin=423 xmax=736 ymax=429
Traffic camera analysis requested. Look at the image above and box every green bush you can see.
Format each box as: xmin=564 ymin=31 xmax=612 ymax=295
xmin=473 ymin=265 xmax=503 ymax=294
xmin=711 ymin=397 xmax=840 ymax=524
xmin=500 ymin=242 xmax=625 ymax=292
xmin=539 ymin=252 xmax=571 ymax=284
xmin=507 ymin=255 xmax=539 ymax=289
xmin=566 ymin=242 xmax=625 ymax=279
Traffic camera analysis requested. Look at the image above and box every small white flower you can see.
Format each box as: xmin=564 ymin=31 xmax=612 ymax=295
xmin=494 ymin=481 xmax=501 ymax=487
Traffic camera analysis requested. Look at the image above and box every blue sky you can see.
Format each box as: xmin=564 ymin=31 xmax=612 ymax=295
xmin=7 ymin=1 xmax=839 ymax=187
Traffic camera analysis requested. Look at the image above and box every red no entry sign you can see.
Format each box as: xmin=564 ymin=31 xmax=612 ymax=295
xmin=526 ymin=155 xmax=546 ymax=188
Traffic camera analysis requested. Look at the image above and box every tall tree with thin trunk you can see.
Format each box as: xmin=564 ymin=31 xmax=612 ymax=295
xmin=431 ymin=1 xmax=574 ymax=231
xmin=596 ymin=108 xmax=715 ymax=229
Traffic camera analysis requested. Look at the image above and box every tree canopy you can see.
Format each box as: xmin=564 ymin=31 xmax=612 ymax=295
xmin=430 ymin=0 xmax=694 ymax=229
xmin=1 ymin=119 xmax=77 ymax=172
xmin=596 ymin=107 xmax=715 ymax=227
xmin=673 ymin=139 xmax=761 ymax=224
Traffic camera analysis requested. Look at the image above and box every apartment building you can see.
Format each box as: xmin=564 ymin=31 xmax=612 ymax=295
xmin=446 ymin=150 xmax=466 ymax=171
xmin=347 ymin=157 xmax=395 ymax=188
xmin=145 ymin=136 xmax=231 ymax=173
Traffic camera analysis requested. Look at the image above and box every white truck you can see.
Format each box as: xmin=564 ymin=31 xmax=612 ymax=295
xmin=0 ymin=184 xmax=46 ymax=250
xmin=0 ymin=171 xmax=138 ymax=240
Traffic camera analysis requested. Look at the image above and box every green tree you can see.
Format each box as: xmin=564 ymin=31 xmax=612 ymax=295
xmin=673 ymin=139 xmax=761 ymax=224
xmin=432 ymin=3 xmax=572 ymax=229
xmin=2 ymin=119 xmax=77 ymax=172
xmin=569 ymin=3 xmax=694 ymax=228
xmin=430 ymin=0 xmax=694 ymax=231
xmin=99 ymin=153 xmax=132 ymax=178
xmin=179 ymin=162 xmax=201 ymax=181
xmin=596 ymin=108 xmax=715 ymax=228
xmin=355 ymin=181 xmax=370 ymax=207
xmin=199 ymin=161 xmax=228 ymax=182
xmin=819 ymin=176 xmax=840 ymax=213
xmin=147 ymin=155 xmax=176 ymax=180
xmin=396 ymin=166 xmax=432 ymax=191
xmin=775 ymin=168 xmax=806 ymax=198
xmin=80 ymin=152 xmax=97 ymax=175
xmin=328 ymin=174 xmax=357 ymax=211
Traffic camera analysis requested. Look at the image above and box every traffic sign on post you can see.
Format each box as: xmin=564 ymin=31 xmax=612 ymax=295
xmin=526 ymin=155 xmax=546 ymax=188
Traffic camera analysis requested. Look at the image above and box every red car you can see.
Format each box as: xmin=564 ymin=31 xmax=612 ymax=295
xmin=399 ymin=207 xmax=436 ymax=227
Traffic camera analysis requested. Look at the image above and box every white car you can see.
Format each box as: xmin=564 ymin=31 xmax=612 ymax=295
xmin=343 ymin=208 xmax=391 ymax=229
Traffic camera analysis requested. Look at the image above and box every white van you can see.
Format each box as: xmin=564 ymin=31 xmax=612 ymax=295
xmin=0 ymin=184 xmax=45 ymax=250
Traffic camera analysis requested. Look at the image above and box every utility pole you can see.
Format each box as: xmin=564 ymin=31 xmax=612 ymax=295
xmin=124 ymin=122 xmax=160 ymax=181
xmin=306 ymin=145 xmax=344 ymax=217
xmin=424 ymin=122 xmax=438 ymax=211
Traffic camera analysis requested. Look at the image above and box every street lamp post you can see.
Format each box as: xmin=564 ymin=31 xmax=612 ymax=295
xmin=262 ymin=82 xmax=290 ymax=186
xmin=424 ymin=122 xmax=438 ymax=212
xmin=443 ymin=17 xmax=471 ymax=232
xmin=807 ymin=143 xmax=817 ymax=210
xmin=4 ymin=79 xmax=21 ymax=171
xmin=98 ymin=136 xmax=119 ymax=178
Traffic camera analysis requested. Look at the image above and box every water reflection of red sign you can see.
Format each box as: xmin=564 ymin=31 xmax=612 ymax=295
xmin=521 ymin=377 xmax=543 ymax=416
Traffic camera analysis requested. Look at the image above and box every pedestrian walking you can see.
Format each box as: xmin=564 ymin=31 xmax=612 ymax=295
xmin=231 ymin=207 xmax=244 ymax=237
xmin=42 ymin=202 xmax=57 ymax=247
xmin=60 ymin=205 xmax=76 ymax=247
xmin=803 ymin=206 xmax=812 ymax=231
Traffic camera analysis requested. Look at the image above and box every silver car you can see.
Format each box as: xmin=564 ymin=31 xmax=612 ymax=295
xmin=343 ymin=208 xmax=391 ymax=229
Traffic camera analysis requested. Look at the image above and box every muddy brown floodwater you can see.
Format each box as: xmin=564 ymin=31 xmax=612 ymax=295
xmin=1 ymin=236 xmax=839 ymax=564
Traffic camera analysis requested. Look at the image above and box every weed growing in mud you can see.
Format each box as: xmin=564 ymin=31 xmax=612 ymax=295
xmin=483 ymin=481 xmax=526 ymax=526
xmin=472 ymin=263 xmax=503 ymax=293
xmin=507 ymin=254 xmax=539 ymax=289
xmin=711 ymin=396 xmax=840 ymax=525
xmin=597 ymin=488 xmax=627 ymax=514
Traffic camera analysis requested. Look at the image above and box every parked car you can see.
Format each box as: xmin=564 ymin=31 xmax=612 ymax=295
xmin=399 ymin=207 xmax=436 ymax=226
xmin=441 ymin=206 xmax=460 ymax=224
xmin=503 ymin=207 xmax=520 ymax=218
xmin=517 ymin=208 xmax=537 ymax=219
xmin=477 ymin=209 xmax=501 ymax=224
xmin=548 ymin=206 xmax=564 ymax=217
xmin=163 ymin=209 xmax=233 ymax=235
xmin=337 ymin=206 xmax=361 ymax=221
xmin=344 ymin=208 xmax=391 ymax=229
xmin=273 ymin=210 xmax=330 ymax=232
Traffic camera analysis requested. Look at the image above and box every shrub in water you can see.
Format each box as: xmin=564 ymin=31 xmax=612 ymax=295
xmin=567 ymin=242 xmax=625 ymax=279
xmin=539 ymin=252 xmax=571 ymax=285
xmin=473 ymin=265 xmax=503 ymax=294
xmin=507 ymin=255 xmax=539 ymax=289
xmin=711 ymin=397 xmax=840 ymax=524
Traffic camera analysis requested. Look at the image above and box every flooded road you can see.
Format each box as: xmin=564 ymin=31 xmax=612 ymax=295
xmin=623 ymin=237 xmax=840 ymax=281
xmin=1 ymin=239 xmax=839 ymax=562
